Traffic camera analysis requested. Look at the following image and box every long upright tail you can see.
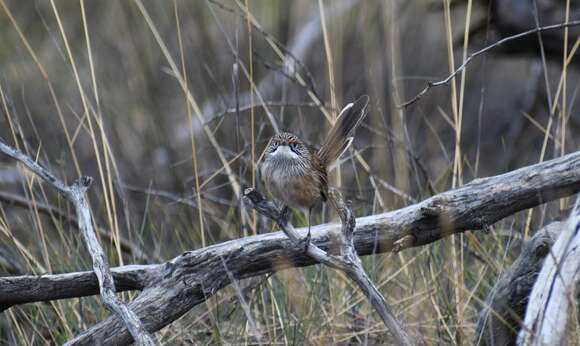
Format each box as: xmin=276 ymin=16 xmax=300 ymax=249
xmin=317 ymin=95 xmax=369 ymax=166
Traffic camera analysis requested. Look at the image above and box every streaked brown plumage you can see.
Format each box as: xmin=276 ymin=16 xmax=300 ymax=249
xmin=260 ymin=95 xmax=369 ymax=239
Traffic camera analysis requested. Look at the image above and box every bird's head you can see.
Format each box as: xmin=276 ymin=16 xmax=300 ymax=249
xmin=264 ymin=132 xmax=310 ymax=164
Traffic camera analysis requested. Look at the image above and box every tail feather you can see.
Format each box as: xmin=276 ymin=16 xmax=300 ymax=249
xmin=317 ymin=95 xmax=369 ymax=166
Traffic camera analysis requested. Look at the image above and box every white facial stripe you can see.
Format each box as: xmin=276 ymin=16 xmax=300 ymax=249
xmin=270 ymin=145 xmax=298 ymax=158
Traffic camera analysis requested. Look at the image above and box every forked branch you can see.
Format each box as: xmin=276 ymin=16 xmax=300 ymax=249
xmin=0 ymin=137 xmax=155 ymax=346
xmin=243 ymin=188 xmax=413 ymax=346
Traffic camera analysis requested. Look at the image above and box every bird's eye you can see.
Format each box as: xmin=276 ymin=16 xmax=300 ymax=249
xmin=289 ymin=142 xmax=297 ymax=150
xmin=270 ymin=141 xmax=279 ymax=151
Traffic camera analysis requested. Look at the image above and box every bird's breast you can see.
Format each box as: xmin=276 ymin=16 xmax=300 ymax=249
xmin=260 ymin=159 xmax=321 ymax=210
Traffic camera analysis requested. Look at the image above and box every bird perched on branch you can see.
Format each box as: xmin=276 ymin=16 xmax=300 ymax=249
xmin=259 ymin=95 xmax=369 ymax=245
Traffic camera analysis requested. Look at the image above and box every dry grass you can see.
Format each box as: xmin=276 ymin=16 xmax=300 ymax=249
xmin=0 ymin=0 xmax=579 ymax=344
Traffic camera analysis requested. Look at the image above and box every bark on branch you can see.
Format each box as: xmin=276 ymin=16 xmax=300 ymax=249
xmin=1 ymin=151 xmax=579 ymax=345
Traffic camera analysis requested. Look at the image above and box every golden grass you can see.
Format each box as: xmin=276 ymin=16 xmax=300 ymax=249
xmin=0 ymin=1 xmax=578 ymax=345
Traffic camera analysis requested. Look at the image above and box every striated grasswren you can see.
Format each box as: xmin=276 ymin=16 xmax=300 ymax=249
xmin=259 ymin=95 xmax=369 ymax=242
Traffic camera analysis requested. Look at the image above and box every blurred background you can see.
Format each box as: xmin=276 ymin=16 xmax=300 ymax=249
xmin=0 ymin=0 xmax=578 ymax=344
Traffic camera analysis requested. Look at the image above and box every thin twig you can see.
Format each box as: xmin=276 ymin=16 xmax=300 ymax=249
xmin=0 ymin=191 xmax=156 ymax=263
xmin=208 ymin=0 xmax=321 ymax=99
xmin=399 ymin=20 xmax=580 ymax=108
xmin=0 ymin=137 xmax=155 ymax=346
xmin=202 ymin=101 xmax=331 ymax=126
xmin=242 ymin=187 xmax=414 ymax=346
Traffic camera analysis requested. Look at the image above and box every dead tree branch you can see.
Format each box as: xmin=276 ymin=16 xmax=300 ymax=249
xmin=0 ymin=265 xmax=155 ymax=312
xmin=518 ymin=196 xmax=580 ymax=346
xmin=474 ymin=222 xmax=562 ymax=346
xmin=399 ymin=20 xmax=580 ymax=108
xmin=243 ymin=187 xmax=413 ymax=346
xmin=0 ymin=137 xmax=155 ymax=346
xmin=1 ymin=151 xmax=579 ymax=345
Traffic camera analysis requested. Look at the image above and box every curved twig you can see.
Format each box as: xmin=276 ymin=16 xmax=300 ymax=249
xmin=399 ymin=20 xmax=580 ymax=108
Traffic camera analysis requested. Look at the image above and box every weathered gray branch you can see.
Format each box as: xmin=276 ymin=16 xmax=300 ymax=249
xmin=0 ymin=137 xmax=155 ymax=346
xmin=243 ymin=187 xmax=413 ymax=346
xmin=1 ymin=151 xmax=580 ymax=345
xmin=518 ymin=196 xmax=580 ymax=346
xmin=0 ymin=265 xmax=155 ymax=311
xmin=474 ymin=222 xmax=562 ymax=346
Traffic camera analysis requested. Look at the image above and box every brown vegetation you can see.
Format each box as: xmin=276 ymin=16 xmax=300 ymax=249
xmin=0 ymin=0 xmax=579 ymax=344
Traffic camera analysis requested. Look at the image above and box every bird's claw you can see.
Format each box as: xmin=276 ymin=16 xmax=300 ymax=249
xmin=299 ymin=231 xmax=311 ymax=253
xmin=280 ymin=206 xmax=290 ymax=224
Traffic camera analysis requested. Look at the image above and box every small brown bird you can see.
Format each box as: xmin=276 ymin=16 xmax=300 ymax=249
xmin=260 ymin=95 xmax=369 ymax=242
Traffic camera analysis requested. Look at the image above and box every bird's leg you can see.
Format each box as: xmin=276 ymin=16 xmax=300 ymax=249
xmin=280 ymin=205 xmax=290 ymax=226
xmin=279 ymin=205 xmax=310 ymax=252
xmin=300 ymin=207 xmax=312 ymax=252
